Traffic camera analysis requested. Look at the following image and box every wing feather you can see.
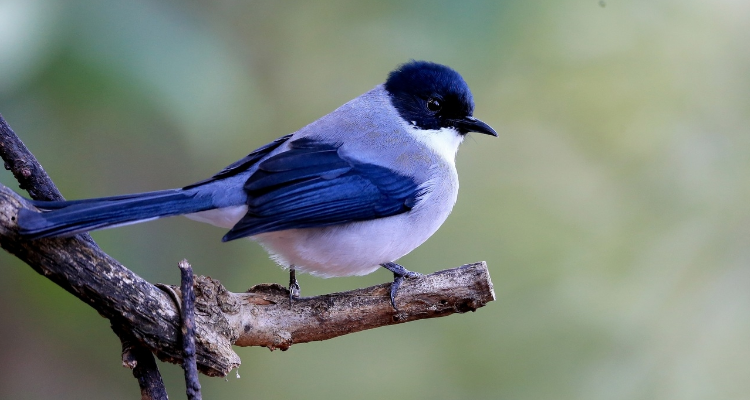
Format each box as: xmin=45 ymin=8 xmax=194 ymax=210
xmin=222 ymin=138 xmax=423 ymax=241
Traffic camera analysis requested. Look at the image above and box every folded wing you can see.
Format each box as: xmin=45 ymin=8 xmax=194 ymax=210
xmin=223 ymin=138 xmax=423 ymax=241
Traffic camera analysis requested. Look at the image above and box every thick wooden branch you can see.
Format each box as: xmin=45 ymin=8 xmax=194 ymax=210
xmin=1 ymin=113 xmax=170 ymax=394
xmin=165 ymin=261 xmax=495 ymax=352
xmin=0 ymin=184 xmax=238 ymax=376
xmin=228 ymin=265 xmax=494 ymax=349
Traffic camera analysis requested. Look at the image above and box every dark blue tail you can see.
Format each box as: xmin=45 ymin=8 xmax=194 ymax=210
xmin=18 ymin=188 xmax=215 ymax=239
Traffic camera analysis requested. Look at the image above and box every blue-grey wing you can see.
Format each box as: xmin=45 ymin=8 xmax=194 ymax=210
xmin=183 ymin=134 xmax=293 ymax=190
xmin=222 ymin=137 xmax=423 ymax=241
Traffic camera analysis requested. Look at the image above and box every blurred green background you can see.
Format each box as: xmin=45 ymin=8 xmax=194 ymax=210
xmin=1 ymin=0 xmax=749 ymax=399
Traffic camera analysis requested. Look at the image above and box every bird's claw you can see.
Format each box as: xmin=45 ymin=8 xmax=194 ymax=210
xmin=381 ymin=262 xmax=421 ymax=310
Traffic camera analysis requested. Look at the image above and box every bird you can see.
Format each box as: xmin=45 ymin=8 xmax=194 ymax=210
xmin=17 ymin=60 xmax=497 ymax=308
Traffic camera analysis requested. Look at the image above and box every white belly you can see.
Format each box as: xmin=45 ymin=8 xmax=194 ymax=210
xmin=251 ymin=207 xmax=450 ymax=277
xmin=250 ymin=175 xmax=458 ymax=277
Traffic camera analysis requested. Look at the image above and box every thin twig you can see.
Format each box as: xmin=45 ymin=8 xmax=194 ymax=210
xmin=179 ymin=260 xmax=202 ymax=400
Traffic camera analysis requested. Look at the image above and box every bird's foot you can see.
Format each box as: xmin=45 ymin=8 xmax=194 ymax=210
xmin=288 ymin=267 xmax=300 ymax=308
xmin=380 ymin=262 xmax=422 ymax=310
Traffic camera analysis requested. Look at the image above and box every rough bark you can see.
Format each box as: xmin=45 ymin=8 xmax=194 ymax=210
xmin=1 ymin=113 xmax=172 ymax=396
xmin=0 ymin=115 xmax=64 ymax=202
xmin=179 ymin=260 xmax=202 ymax=400
xmin=0 ymin=185 xmax=238 ymax=376
xmin=227 ymin=264 xmax=494 ymax=349
xmin=115 ymin=326 xmax=170 ymax=400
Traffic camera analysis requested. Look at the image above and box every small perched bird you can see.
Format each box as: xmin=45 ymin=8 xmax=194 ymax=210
xmin=18 ymin=60 xmax=497 ymax=308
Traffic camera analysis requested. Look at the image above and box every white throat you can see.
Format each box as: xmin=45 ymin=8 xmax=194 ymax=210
xmin=406 ymin=124 xmax=464 ymax=165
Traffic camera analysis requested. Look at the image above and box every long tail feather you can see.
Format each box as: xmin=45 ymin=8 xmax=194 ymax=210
xmin=18 ymin=189 xmax=215 ymax=239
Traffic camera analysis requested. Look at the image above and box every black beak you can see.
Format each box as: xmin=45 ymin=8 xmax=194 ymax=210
xmin=449 ymin=116 xmax=498 ymax=137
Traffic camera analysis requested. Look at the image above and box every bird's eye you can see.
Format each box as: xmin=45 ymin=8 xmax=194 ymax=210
xmin=426 ymin=98 xmax=442 ymax=112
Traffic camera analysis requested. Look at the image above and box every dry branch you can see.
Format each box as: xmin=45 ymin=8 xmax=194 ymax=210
xmin=179 ymin=260 xmax=203 ymax=400
xmin=0 ymin=116 xmax=64 ymax=202
xmin=0 ymin=184 xmax=238 ymax=376
xmin=114 ymin=326 xmax=169 ymax=400
xmin=1 ymin=113 xmax=169 ymax=397
xmin=165 ymin=261 xmax=495 ymax=352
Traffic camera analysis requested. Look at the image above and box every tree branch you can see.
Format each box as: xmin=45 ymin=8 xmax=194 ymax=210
xmin=1 ymin=112 xmax=170 ymax=395
xmin=0 ymin=114 xmax=64 ymax=202
xmin=113 ymin=326 xmax=169 ymax=400
xmin=226 ymin=264 xmax=494 ymax=349
xmin=0 ymin=114 xmax=496 ymax=379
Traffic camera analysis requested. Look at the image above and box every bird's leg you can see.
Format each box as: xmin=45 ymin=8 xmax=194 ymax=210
xmin=380 ymin=262 xmax=422 ymax=310
xmin=288 ymin=266 xmax=300 ymax=307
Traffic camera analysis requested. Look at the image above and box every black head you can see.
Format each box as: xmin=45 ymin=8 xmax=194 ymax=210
xmin=384 ymin=60 xmax=496 ymax=136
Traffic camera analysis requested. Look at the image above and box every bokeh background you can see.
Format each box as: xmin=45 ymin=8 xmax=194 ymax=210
xmin=1 ymin=0 xmax=749 ymax=399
